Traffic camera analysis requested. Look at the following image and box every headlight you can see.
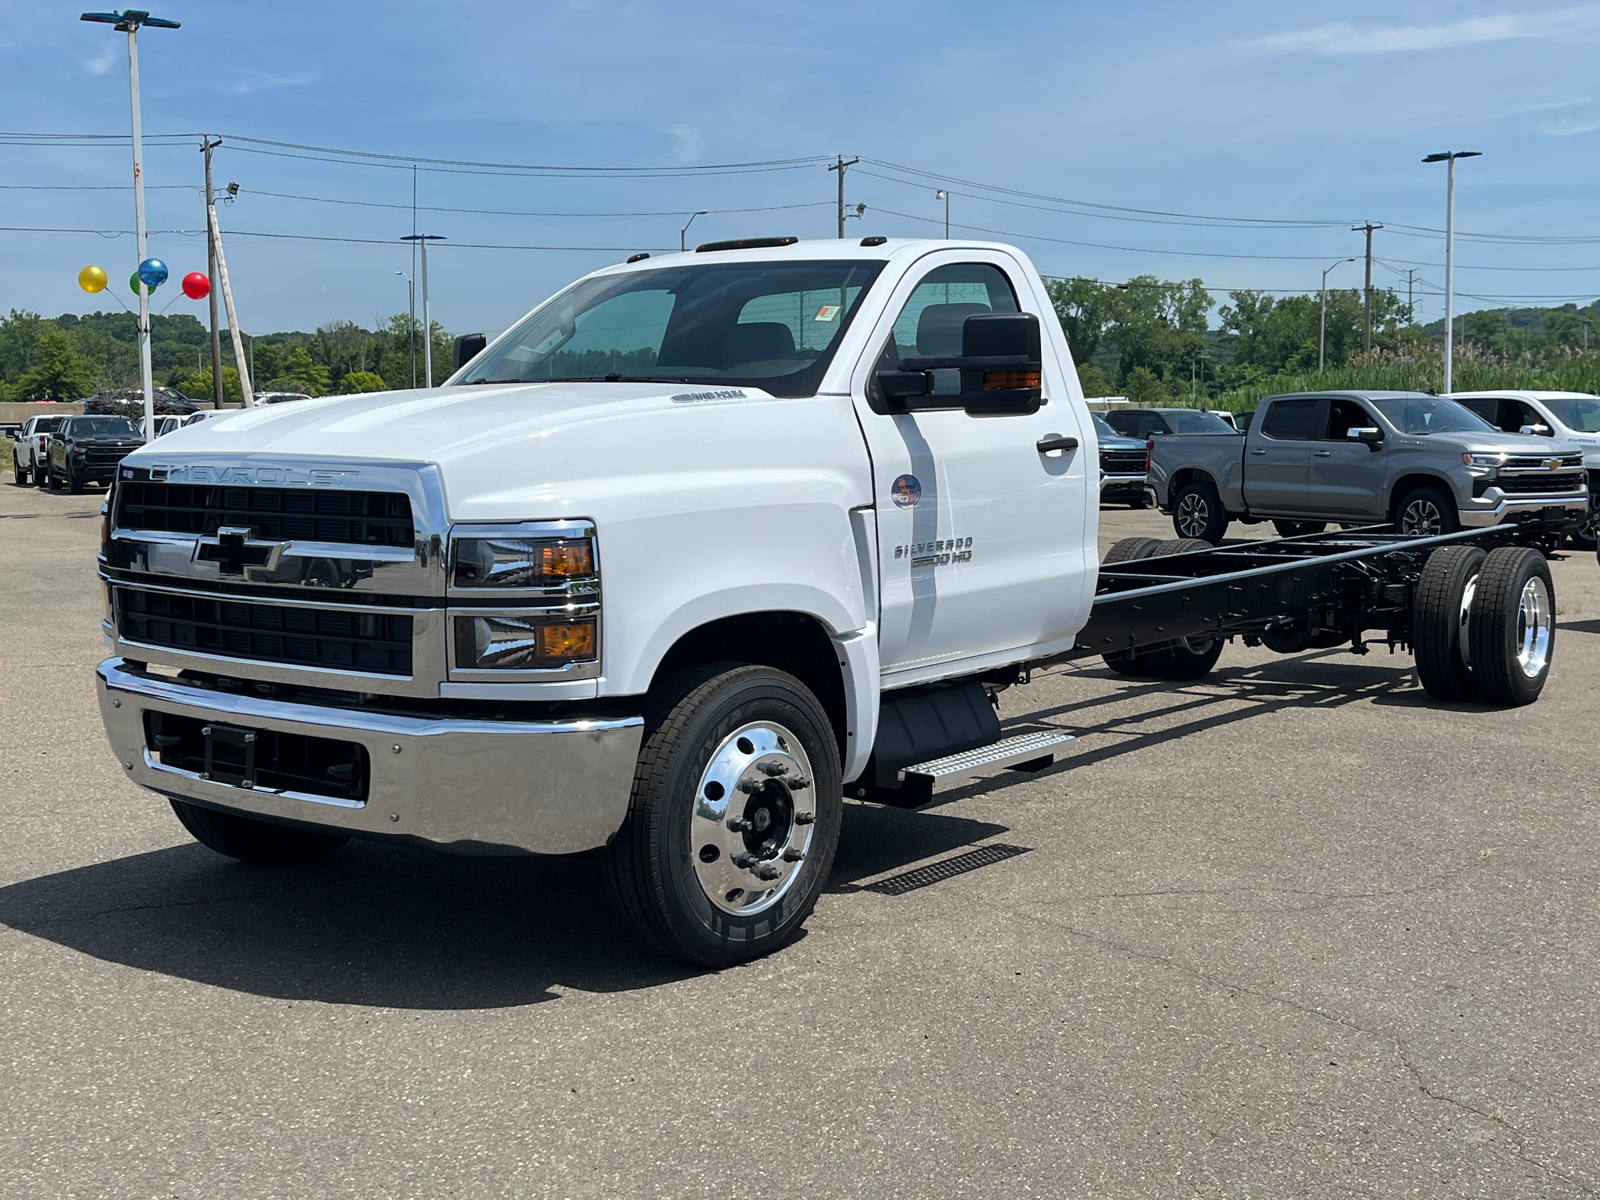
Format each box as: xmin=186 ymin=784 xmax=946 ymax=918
xmin=1464 ymin=452 xmax=1505 ymax=468
xmin=453 ymin=614 xmax=596 ymax=669
xmin=452 ymin=535 xmax=594 ymax=588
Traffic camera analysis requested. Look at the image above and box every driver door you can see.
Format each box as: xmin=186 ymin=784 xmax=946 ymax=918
xmin=849 ymin=251 xmax=1095 ymax=684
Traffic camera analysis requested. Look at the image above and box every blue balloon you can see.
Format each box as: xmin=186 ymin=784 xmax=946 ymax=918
xmin=137 ymin=258 xmax=169 ymax=288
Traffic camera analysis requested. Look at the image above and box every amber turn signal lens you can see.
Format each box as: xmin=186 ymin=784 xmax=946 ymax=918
xmin=539 ymin=542 xmax=593 ymax=577
xmin=537 ymin=622 xmax=595 ymax=659
xmin=984 ymin=370 xmax=1041 ymax=391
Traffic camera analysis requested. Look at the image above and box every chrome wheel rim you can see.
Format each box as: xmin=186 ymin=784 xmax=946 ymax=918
xmin=1402 ymin=499 xmax=1443 ymax=535
xmin=691 ymin=721 xmax=817 ymax=916
xmin=1516 ymin=576 xmax=1553 ymax=679
xmin=1176 ymin=493 xmax=1209 ymax=538
xmin=1457 ymin=573 xmax=1478 ymax=666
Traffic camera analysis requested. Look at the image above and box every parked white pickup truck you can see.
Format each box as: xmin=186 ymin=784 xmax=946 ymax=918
xmin=95 ymin=238 xmax=1561 ymax=966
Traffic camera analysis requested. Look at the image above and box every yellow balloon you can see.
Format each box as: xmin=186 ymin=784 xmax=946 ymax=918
xmin=78 ymin=264 xmax=108 ymax=294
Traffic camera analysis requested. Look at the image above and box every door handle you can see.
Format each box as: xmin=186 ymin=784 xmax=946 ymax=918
xmin=1313 ymin=450 xmax=1332 ymax=457
xmin=1036 ymin=435 xmax=1078 ymax=455
xmin=1250 ymin=448 xmax=1267 ymax=456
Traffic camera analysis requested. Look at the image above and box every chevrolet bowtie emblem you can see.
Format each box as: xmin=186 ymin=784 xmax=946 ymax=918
xmin=1545 ymin=458 xmax=1564 ymax=470
xmin=195 ymin=527 xmax=288 ymax=576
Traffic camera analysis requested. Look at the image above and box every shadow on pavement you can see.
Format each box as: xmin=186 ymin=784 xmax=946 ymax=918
xmin=1558 ymin=618 xmax=1600 ymax=636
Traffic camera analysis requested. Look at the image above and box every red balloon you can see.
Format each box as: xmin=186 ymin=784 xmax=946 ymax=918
xmin=181 ymin=271 xmax=211 ymax=300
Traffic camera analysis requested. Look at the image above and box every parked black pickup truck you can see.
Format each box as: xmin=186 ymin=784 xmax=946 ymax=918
xmin=45 ymin=415 xmax=143 ymax=493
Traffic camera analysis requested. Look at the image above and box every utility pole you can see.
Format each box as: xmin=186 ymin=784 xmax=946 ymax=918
xmin=200 ymin=136 xmax=224 ymax=406
xmin=207 ymin=183 xmax=253 ymax=405
xmin=1320 ymin=257 xmax=1355 ymax=373
xmin=828 ymin=155 xmax=858 ymax=238
xmin=1406 ymin=269 xmax=1415 ymax=319
xmin=402 ymin=234 xmax=445 ymax=387
xmin=1351 ymin=221 xmax=1382 ymax=356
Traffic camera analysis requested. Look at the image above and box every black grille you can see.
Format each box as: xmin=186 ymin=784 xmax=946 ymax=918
xmin=144 ymin=710 xmax=368 ymax=803
xmin=1498 ymin=472 xmax=1585 ymax=495
xmin=116 ymin=587 xmax=413 ymax=675
xmin=1505 ymin=454 xmax=1583 ymax=471
xmin=1100 ymin=450 xmax=1147 ymax=474
xmin=115 ymin=482 xmax=413 ymax=547
xmin=82 ymin=445 xmax=138 ymax=469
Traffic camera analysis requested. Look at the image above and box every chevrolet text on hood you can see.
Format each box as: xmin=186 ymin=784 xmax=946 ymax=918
xmin=94 ymin=239 xmax=1571 ymax=967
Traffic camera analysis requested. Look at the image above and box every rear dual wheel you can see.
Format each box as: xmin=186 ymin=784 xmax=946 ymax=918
xmin=1413 ymin=545 xmax=1553 ymax=706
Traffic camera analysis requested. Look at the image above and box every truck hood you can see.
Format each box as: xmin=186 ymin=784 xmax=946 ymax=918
xmin=1412 ymin=430 xmax=1585 ymax=457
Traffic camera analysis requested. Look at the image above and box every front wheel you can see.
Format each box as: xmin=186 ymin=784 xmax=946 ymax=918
xmin=603 ymin=664 xmax=842 ymax=968
xmin=66 ymin=462 xmax=83 ymax=494
xmin=1395 ymin=485 xmax=1460 ymax=536
xmin=169 ymin=799 xmax=349 ymax=864
xmin=1171 ymin=480 xmax=1230 ymax=544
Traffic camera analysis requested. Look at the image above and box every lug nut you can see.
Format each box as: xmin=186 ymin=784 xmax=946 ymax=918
xmin=793 ymin=811 xmax=816 ymax=825
xmin=786 ymin=776 xmax=810 ymax=790
xmin=731 ymin=852 xmax=759 ymax=870
xmin=782 ymin=848 xmax=805 ymax=862
xmin=760 ymin=762 xmax=789 ymax=777
xmin=754 ymin=864 xmax=782 ymax=881
xmin=739 ymin=778 xmax=764 ymax=794
xmin=726 ymin=817 xmax=752 ymax=833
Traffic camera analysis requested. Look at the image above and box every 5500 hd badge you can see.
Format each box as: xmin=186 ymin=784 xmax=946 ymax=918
xmin=894 ymin=537 xmax=974 ymax=568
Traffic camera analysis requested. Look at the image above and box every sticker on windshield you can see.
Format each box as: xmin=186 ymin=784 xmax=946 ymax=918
xmin=890 ymin=474 xmax=921 ymax=508
xmin=814 ymin=304 xmax=841 ymax=323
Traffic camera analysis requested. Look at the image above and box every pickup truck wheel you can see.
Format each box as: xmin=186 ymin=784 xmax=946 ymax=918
xmin=12 ymin=463 xmax=27 ymax=486
xmin=1395 ymin=486 xmax=1460 ymax=536
xmin=1412 ymin=545 xmax=1487 ymax=702
xmin=1144 ymin=538 xmax=1225 ymax=679
xmin=1272 ymin=520 xmax=1326 ymax=538
xmin=1468 ymin=547 xmax=1555 ymax=706
xmin=602 ymin=663 xmax=842 ymax=968
xmin=1100 ymin=537 xmax=1164 ymax=675
xmin=1171 ymin=480 xmax=1230 ymax=544
xmin=66 ymin=462 xmax=83 ymax=494
xmin=168 ymin=799 xmax=349 ymax=865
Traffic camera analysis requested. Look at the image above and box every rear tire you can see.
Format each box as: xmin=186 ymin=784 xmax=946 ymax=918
xmin=1394 ymin=485 xmax=1460 ymax=536
xmin=12 ymin=463 xmax=27 ymax=487
xmin=1412 ymin=544 xmax=1487 ymax=702
xmin=169 ymin=799 xmax=349 ymax=865
xmin=1273 ymin=520 xmax=1327 ymax=538
xmin=602 ymin=663 xmax=842 ymax=967
xmin=1100 ymin=537 xmax=1164 ymax=675
xmin=1144 ymin=538 xmax=1226 ymax=679
xmin=1171 ymin=480 xmax=1230 ymax=544
xmin=1468 ymin=547 xmax=1554 ymax=707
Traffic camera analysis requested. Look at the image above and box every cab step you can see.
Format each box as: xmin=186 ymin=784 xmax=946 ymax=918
xmin=904 ymin=729 xmax=1074 ymax=781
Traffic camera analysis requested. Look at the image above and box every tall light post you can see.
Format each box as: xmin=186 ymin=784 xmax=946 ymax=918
xmin=395 ymin=270 xmax=415 ymax=389
xmin=1423 ymin=151 xmax=1481 ymax=395
xmin=1320 ymin=257 xmax=1356 ymax=372
xmin=402 ymin=234 xmax=445 ymax=387
xmin=936 ymin=189 xmax=950 ymax=238
xmin=680 ymin=209 xmax=708 ymax=252
xmin=81 ymin=8 xmax=180 ymax=440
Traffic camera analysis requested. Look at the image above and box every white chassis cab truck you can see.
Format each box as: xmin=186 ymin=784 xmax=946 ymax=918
xmin=96 ymin=237 xmax=1558 ymax=965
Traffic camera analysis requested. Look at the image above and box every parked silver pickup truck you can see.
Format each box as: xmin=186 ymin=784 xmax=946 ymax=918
xmin=1148 ymin=390 xmax=1589 ymax=543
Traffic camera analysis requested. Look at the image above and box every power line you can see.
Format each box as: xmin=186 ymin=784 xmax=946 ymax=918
xmin=234 ymin=187 xmax=832 ymax=220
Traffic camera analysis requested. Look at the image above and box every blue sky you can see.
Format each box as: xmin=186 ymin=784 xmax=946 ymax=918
xmin=3 ymin=0 xmax=1600 ymax=336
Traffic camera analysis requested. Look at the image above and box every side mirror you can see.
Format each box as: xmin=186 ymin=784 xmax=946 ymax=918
xmin=454 ymin=333 xmax=487 ymax=371
xmin=1519 ymin=423 xmax=1553 ymax=437
xmin=1348 ymin=426 xmax=1384 ymax=449
xmin=882 ymin=312 xmax=1044 ymax=416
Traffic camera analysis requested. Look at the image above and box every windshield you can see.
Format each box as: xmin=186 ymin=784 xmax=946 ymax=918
xmin=1091 ymin=413 xmax=1119 ymax=439
xmin=1164 ymin=410 xmax=1237 ymax=434
xmin=1541 ymin=397 xmax=1600 ymax=432
xmin=458 ymin=259 xmax=885 ymax=398
xmin=72 ymin=417 xmax=140 ymax=438
xmin=1371 ymin=397 xmax=1495 ymax=436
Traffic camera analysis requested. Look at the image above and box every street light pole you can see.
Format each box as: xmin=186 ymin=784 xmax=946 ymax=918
xmin=680 ymin=209 xmax=708 ymax=252
xmin=402 ymin=234 xmax=445 ymax=387
xmin=82 ymin=8 xmax=180 ymax=440
xmin=936 ymin=189 xmax=950 ymax=238
xmin=1424 ymin=151 xmax=1481 ymax=395
xmin=396 ymin=271 xmax=415 ymax=388
xmin=1320 ymin=257 xmax=1356 ymax=373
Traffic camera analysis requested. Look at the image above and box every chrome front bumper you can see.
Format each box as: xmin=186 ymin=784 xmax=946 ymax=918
xmin=96 ymin=658 xmax=643 ymax=855
xmin=1458 ymin=492 xmax=1589 ymax=529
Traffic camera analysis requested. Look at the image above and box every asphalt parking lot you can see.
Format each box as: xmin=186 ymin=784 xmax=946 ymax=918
xmin=2 ymin=479 xmax=1598 ymax=1199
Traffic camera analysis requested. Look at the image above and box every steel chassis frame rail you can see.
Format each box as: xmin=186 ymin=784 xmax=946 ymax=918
xmin=1065 ymin=525 xmax=1523 ymax=663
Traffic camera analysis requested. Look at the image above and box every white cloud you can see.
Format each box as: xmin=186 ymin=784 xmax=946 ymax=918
xmin=84 ymin=47 xmax=116 ymax=75
xmin=1249 ymin=7 xmax=1600 ymax=54
xmin=667 ymin=123 xmax=704 ymax=162
xmin=1541 ymin=115 xmax=1600 ymax=135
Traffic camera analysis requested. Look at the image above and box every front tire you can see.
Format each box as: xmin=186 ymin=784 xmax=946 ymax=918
xmin=66 ymin=462 xmax=83 ymax=494
xmin=603 ymin=664 xmax=842 ymax=968
xmin=1412 ymin=544 xmax=1487 ymax=702
xmin=1468 ymin=547 xmax=1554 ymax=707
xmin=1144 ymin=538 xmax=1226 ymax=679
xmin=1394 ymin=485 xmax=1460 ymax=536
xmin=1171 ymin=480 xmax=1230 ymax=544
xmin=1100 ymin=537 xmax=1164 ymax=675
xmin=169 ymin=799 xmax=349 ymax=865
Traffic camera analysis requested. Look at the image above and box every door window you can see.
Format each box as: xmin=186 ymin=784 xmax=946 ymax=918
xmin=1323 ymin=399 xmax=1375 ymax=440
xmin=1260 ymin=398 xmax=1321 ymax=440
xmin=868 ymin=263 xmax=1019 ymax=412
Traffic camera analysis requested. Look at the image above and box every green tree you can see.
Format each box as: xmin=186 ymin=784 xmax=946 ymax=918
xmin=339 ymin=370 xmax=387 ymax=394
xmin=175 ymin=365 xmax=243 ymax=404
xmin=15 ymin=329 xmax=96 ymax=400
xmin=1046 ymin=277 xmax=1117 ymax=365
xmin=1123 ymin=365 xmax=1164 ymax=406
xmin=261 ymin=343 xmax=331 ymax=396
xmin=1076 ymin=362 xmax=1112 ymax=398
